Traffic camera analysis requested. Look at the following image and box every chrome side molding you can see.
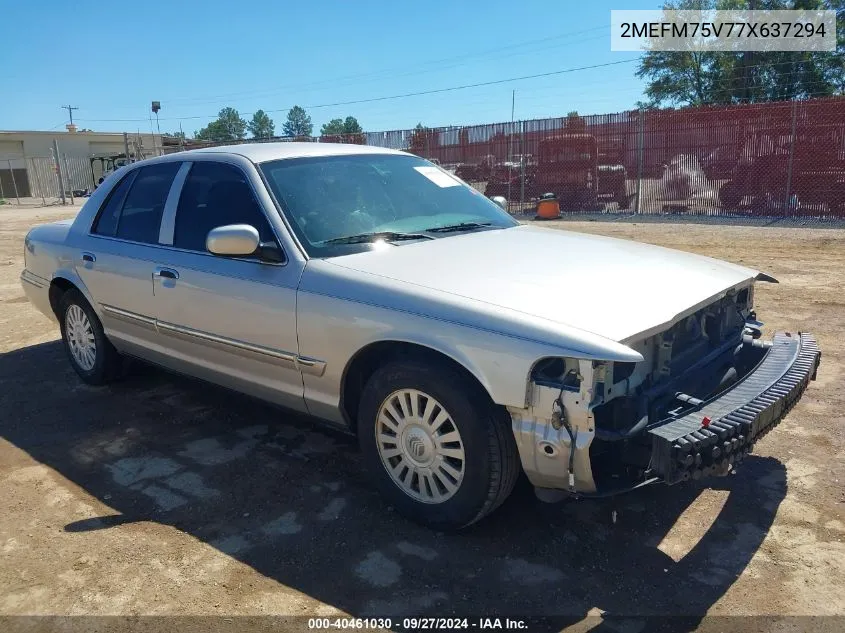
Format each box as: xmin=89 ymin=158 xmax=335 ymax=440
xmin=100 ymin=304 xmax=327 ymax=377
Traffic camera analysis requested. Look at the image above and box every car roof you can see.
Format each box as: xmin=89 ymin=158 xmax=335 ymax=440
xmin=181 ymin=141 xmax=408 ymax=163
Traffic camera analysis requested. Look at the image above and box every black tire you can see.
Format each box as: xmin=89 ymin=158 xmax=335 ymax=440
xmin=357 ymin=359 xmax=520 ymax=530
xmin=58 ymin=289 xmax=124 ymax=385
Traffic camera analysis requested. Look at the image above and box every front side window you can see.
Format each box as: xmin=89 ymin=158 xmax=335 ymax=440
xmin=174 ymin=161 xmax=275 ymax=252
xmin=109 ymin=162 xmax=180 ymax=244
xmin=259 ymin=153 xmax=517 ymax=257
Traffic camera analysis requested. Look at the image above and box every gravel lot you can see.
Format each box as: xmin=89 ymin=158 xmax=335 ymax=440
xmin=1 ymin=204 xmax=843 ymax=630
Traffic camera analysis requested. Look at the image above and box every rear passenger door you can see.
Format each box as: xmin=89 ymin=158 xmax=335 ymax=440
xmin=150 ymin=159 xmax=307 ymax=413
xmin=76 ymin=161 xmax=185 ymax=354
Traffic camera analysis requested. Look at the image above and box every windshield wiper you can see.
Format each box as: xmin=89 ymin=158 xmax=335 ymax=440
xmin=321 ymin=231 xmax=434 ymax=245
xmin=422 ymin=222 xmax=494 ymax=233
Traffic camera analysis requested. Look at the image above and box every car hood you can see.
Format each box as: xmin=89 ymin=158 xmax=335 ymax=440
xmin=325 ymin=225 xmax=762 ymax=344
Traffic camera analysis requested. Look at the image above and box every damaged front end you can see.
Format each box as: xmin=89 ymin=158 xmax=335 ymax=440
xmin=509 ymin=282 xmax=821 ymax=500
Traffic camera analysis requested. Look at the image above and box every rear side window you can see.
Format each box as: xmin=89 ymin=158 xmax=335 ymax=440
xmin=115 ymin=163 xmax=181 ymax=244
xmin=92 ymin=171 xmax=136 ymax=236
xmin=174 ymin=161 xmax=274 ymax=252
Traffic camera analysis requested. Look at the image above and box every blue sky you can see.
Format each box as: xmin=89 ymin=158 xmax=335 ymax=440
xmin=3 ymin=0 xmax=663 ymax=135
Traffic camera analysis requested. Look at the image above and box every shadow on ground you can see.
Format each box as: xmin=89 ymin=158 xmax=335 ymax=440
xmin=0 ymin=341 xmax=788 ymax=631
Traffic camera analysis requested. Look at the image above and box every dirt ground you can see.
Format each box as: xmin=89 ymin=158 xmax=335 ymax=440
xmin=1 ymin=204 xmax=843 ymax=630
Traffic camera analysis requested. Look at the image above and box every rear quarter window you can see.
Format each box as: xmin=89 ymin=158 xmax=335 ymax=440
xmin=92 ymin=171 xmax=136 ymax=236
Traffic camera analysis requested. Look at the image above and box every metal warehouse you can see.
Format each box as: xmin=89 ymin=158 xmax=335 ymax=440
xmin=0 ymin=129 xmax=162 ymax=200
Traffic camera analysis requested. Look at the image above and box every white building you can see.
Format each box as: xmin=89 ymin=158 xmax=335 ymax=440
xmin=0 ymin=129 xmax=164 ymax=199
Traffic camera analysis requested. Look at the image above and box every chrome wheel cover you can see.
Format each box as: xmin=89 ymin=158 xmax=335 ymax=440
xmin=375 ymin=388 xmax=466 ymax=504
xmin=66 ymin=304 xmax=96 ymax=371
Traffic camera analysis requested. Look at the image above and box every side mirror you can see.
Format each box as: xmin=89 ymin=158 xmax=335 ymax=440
xmin=206 ymin=224 xmax=260 ymax=257
xmin=490 ymin=195 xmax=508 ymax=210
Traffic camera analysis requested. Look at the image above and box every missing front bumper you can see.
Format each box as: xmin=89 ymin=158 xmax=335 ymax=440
xmin=648 ymin=331 xmax=820 ymax=486
xmin=513 ymin=332 xmax=820 ymax=499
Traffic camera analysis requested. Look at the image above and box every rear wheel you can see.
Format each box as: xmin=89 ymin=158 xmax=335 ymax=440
xmin=59 ymin=289 xmax=124 ymax=385
xmin=357 ymin=359 xmax=519 ymax=530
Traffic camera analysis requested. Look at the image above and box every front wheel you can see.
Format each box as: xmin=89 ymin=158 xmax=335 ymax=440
xmin=357 ymin=359 xmax=519 ymax=530
xmin=59 ymin=289 xmax=124 ymax=385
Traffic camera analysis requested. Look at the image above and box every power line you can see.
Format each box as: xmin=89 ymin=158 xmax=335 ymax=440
xmin=272 ymin=59 xmax=640 ymax=112
xmin=76 ymin=58 xmax=640 ymax=123
xmin=78 ymin=58 xmax=835 ymax=125
xmin=161 ymin=25 xmax=610 ymax=106
xmin=333 ymin=84 xmax=647 ymax=128
xmin=43 ymin=28 xmax=610 ymax=117
xmin=73 ymin=59 xmax=840 ymax=129
xmin=162 ymin=31 xmax=613 ymax=111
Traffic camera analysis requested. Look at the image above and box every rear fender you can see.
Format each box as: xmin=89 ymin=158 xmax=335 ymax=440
xmin=51 ymin=267 xmax=99 ymax=319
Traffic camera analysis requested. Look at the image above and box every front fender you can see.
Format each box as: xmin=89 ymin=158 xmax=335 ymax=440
xmin=341 ymin=334 xmax=499 ymax=408
xmin=295 ymin=264 xmax=640 ymax=425
xmin=297 ymin=289 xmax=561 ymax=423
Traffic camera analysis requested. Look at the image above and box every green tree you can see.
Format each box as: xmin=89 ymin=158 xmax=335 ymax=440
xmin=248 ymin=110 xmax=275 ymax=139
xmin=165 ymin=131 xmax=186 ymax=140
xmin=636 ymin=0 xmax=845 ymax=107
xmin=195 ymin=107 xmax=247 ymax=141
xmin=283 ymin=105 xmax=313 ymax=137
xmin=342 ymin=116 xmax=363 ymax=134
xmin=320 ymin=116 xmax=365 ymax=143
xmin=320 ymin=118 xmax=346 ymax=135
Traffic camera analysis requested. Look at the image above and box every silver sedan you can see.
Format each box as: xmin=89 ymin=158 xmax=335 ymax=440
xmin=21 ymin=142 xmax=820 ymax=529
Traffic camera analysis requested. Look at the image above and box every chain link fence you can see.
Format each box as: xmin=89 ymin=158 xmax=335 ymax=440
xmin=9 ymin=97 xmax=840 ymax=218
xmin=389 ymin=97 xmax=845 ymax=221
xmin=188 ymin=96 xmax=841 ymax=221
xmin=0 ymin=153 xmax=92 ymax=207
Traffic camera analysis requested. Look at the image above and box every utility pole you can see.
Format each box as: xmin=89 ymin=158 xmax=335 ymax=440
xmin=744 ymin=0 xmax=756 ymax=103
xmin=61 ymin=105 xmax=79 ymax=126
xmin=508 ymin=89 xmax=515 ymax=206
xmin=151 ymin=101 xmax=162 ymax=155
xmin=509 ymin=89 xmax=515 ymax=160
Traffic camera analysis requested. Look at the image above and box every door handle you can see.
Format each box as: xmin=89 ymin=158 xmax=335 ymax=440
xmin=81 ymin=252 xmax=96 ymax=263
xmin=153 ymin=267 xmax=179 ymax=280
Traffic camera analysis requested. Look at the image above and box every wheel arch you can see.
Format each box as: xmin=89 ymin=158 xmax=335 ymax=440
xmin=49 ymin=276 xmax=81 ymax=319
xmin=48 ymin=270 xmax=97 ymax=320
xmin=340 ymin=340 xmax=498 ymax=433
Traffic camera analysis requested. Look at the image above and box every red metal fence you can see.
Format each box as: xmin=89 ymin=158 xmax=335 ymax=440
xmin=181 ymin=96 xmax=845 ymax=219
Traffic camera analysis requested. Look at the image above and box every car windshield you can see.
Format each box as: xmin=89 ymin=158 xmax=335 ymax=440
xmin=259 ymin=153 xmax=518 ymax=257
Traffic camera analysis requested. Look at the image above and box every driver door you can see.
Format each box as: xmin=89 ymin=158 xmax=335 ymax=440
xmin=150 ymin=159 xmax=307 ymax=412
